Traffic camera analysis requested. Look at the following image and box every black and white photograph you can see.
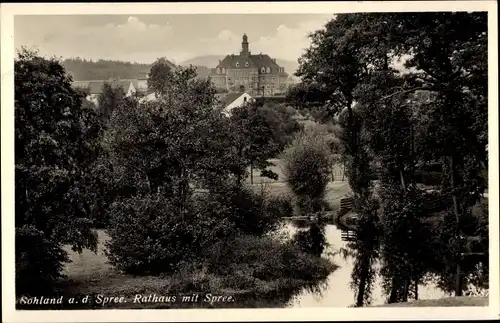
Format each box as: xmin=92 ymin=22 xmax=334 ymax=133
xmin=1 ymin=1 xmax=498 ymax=322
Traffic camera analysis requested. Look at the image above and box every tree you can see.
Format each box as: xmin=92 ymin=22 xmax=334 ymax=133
xmin=381 ymin=12 xmax=488 ymax=297
xmin=295 ymin=11 xmax=488 ymax=305
xmin=97 ymin=82 xmax=126 ymax=123
xmin=147 ymin=57 xmax=175 ymax=95
xmin=230 ymin=102 xmax=280 ymax=184
xmin=105 ymin=66 xmax=250 ymax=274
xmin=296 ymin=13 xmax=397 ymax=306
xmin=281 ymin=129 xmax=333 ymax=214
xmin=15 ymin=48 xmax=101 ymax=295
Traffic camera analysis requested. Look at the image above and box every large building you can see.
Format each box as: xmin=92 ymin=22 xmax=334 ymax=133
xmin=209 ymin=33 xmax=290 ymax=96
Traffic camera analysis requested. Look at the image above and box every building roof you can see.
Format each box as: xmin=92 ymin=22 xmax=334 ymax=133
xmin=71 ymin=79 xmax=134 ymax=95
xmin=213 ymin=53 xmax=282 ymax=74
xmin=139 ymin=59 xmax=178 ymax=77
xmin=208 ymin=34 xmax=285 ymax=76
xmin=219 ymin=92 xmax=252 ymax=107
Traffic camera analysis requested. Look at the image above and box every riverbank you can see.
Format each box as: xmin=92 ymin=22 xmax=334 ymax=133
xmin=373 ymin=296 xmax=489 ymax=307
xmin=17 ymin=230 xmax=337 ymax=310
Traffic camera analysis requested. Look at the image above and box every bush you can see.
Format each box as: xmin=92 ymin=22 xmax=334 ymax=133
xmin=281 ymin=131 xmax=333 ymax=213
xmin=204 ymin=235 xmax=336 ymax=283
xmin=196 ymin=182 xmax=282 ymax=237
xmin=266 ymin=194 xmax=294 ymax=218
xmin=16 ymin=226 xmax=69 ymax=295
xmin=106 ymin=194 xmax=200 ymax=275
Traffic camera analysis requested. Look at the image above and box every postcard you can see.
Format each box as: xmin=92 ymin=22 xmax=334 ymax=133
xmin=1 ymin=1 xmax=498 ymax=322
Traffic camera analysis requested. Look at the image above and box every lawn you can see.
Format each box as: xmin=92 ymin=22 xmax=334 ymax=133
xmin=373 ymin=296 xmax=489 ymax=307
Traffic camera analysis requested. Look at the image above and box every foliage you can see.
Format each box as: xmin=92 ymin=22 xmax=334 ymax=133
xmin=63 ymin=57 xmax=150 ymax=81
xmin=147 ymin=57 xmax=175 ymax=94
xmin=104 ymin=64 xmax=289 ymax=275
xmin=15 ymin=48 xmax=101 ymax=295
xmin=281 ymin=130 xmax=333 ymax=213
xmin=294 ymin=11 xmax=488 ymax=306
xmin=204 ymin=234 xmax=336 ymax=283
xmin=229 ymin=102 xmax=281 ymax=182
xmin=97 ymin=82 xmax=126 ymax=123
xmin=62 ymin=57 xmax=151 ymax=81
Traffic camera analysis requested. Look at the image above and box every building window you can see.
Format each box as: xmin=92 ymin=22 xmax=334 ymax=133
xmin=217 ymin=68 xmax=220 ymax=74
xmin=243 ymin=96 xmax=247 ymax=102
xmin=236 ymin=62 xmax=240 ymax=67
xmin=261 ymin=67 xmax=266 ymax=73
xmin=222 ymin=68 xmax=226 ymax=74
xmin=245 ymin=62 xmax=249 ymax=67
xmin=266 ymin=67 xmax=271 ymax=73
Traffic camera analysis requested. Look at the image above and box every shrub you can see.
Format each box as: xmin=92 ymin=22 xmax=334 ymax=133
xmin=16 ymin=226 xmax=69 ymax=295
xmin=266 ymin=194 xmax=294 ymax=218
xmin=196 ymin=182 xmax=282 ymax=237
xmin=281 ymin=131 xmax=333 ymax=213
xmin=204 ymin=235 xmax=336 ymax=283
xmin=106 ymin=194 xmax=199 ymax=275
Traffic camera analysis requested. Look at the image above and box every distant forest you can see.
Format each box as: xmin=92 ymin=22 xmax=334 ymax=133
xmin=63 ymin=57 xmax=210 ymax=81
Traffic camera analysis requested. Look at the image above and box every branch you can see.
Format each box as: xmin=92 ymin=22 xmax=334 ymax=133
xmin=379 ymin=86 xmax=436 ymax=101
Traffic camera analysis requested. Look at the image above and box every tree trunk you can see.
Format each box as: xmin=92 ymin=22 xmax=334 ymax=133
xmin=414 ymin=278 xmax=419 ymax=300
xmin=402 ymin=277 xmax=410 ymax=302
xmin=388 ymin=276 xmax=399 ymax=303
xmin=450 ymin=155 xmax=462 ymax=297
xmin=250 ymin=163 xmax=254 ymax=185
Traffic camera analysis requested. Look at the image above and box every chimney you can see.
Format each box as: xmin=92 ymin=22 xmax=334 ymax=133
xmin=272 ymin=59 xmax=276 ymax=63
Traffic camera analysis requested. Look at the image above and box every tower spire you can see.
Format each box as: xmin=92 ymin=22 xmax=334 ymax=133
xmin=241 ymin=33 xmax=249 ymax=56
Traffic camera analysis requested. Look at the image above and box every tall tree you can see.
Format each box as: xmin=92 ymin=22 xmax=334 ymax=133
xmin=296 ymin=13 xmax=398 ymax=306
xmin=15 ymin=48 xmax=102 ymax=295
xmin=384 ymin=12 xmax=488 ymax=296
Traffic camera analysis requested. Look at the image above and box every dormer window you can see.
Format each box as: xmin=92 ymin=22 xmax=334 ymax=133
xmin=261 ymin=67 xmax=266 ymax=73
xmin=266 ymin=67 xmax=271 ymax=73
xmin=222 ymin=68 xmax=226 ymax=74
xmin=245 ymin=62 xmax=249 ymax=67
xmin=216 ymin=68 xmax=221 ymax=74
xmin=236 ymin=62 xmax=240 ymax=67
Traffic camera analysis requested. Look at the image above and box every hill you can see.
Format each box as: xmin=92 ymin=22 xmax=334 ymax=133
xmin=63 ymin=58 xmax=151 ymax=81
xmin=181 ymin=55 xmax=300 ymax=77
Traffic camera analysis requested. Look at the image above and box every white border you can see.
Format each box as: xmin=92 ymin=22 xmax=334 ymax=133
xmin=1 ymin=2 xmax=499 ymax=322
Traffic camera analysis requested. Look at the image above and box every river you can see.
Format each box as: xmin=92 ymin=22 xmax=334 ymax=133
xmin=284 ymin=222 xmax=451 ymax=307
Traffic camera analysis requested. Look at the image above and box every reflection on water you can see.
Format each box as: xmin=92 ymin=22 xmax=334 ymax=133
xmin=284 ymin=221 xmax=450 ymax=307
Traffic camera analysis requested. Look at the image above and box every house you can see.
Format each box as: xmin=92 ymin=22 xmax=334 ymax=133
xmin=219 ymin=92 xmax=254 ymax=116
xmin=137 ymin=59 xmax=178 ymax=92
xmin=72 ymin=79 xmax=136 ymax=107
xmin=209 ymin=33 xmax=290 ymax=96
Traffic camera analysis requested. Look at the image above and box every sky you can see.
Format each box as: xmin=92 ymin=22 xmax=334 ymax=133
xmin=14 ymin=14 xmax=335 ymax=64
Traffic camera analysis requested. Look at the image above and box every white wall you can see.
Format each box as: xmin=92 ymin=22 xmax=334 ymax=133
xmin=225 ymin=93 xmax=254 ymax=116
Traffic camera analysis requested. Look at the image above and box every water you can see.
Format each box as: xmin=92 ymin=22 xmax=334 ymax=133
xmin=284 ymin=222 xmax=451 ymax=307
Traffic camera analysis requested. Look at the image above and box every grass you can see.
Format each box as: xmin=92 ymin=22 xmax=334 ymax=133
xmin=373 ymin=296 xmax=489 ymax=307
xmin=45 ymin=231 xmax=337 ymax=309
xmin=18 ymin=158 xmax=350 ymax=310
xmin=32 ymin=170 xmax=349 ymax=310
